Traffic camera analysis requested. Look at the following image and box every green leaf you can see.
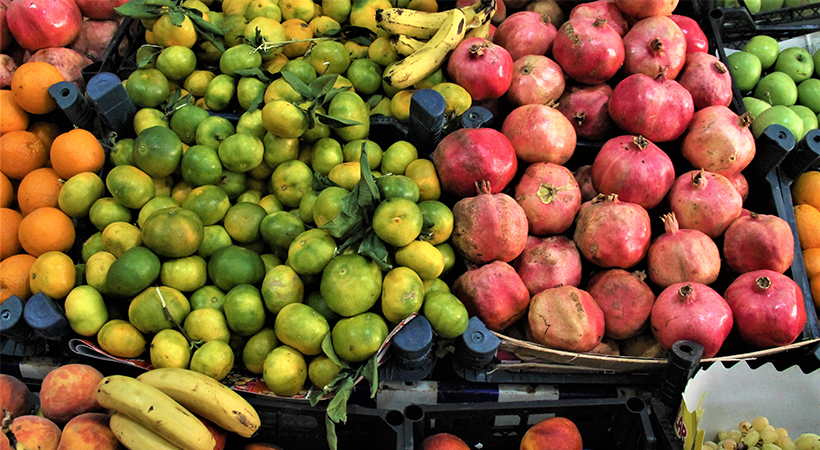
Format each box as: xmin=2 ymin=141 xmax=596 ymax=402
xmin=310 ymin=74 xmax=339 ymax=98
xmin=187 ymin=8 xmax=225 ymax=36
xmin=282 ymin=71 xmax=315 ymax=100
xmin=359 ymin=230 xmax=392 ymax=271
xmin=115 ymin=0 xmax=162 ymax=18
xmin=339 ymin=25 xmax=377 ymax=46
xmin=308 ymin=389 xmax=323 ymax=406
xmin=234 ymin=67 xmax=270 ymax=82
xmin=357 ymin=146 xmax=380 ymax=210
xmin=320 ymin=197 xmax=364 ymax=240
xmin=136 ymin=45 xmax=162 ymax=69
xmin=326 ymin=376 xmax=355 ymax=424
xmin=366 ymin=94 xmax=384 ymax=109
xmin=361 ymin=353 xmax=379 ymax=398
xmin=246 ymin=90 xmax=265 ymax=113
xmin=145 ymin=0 xmax=175 ymax=6
xmin=168 ymin=9 xmax=186 ymax=26
xmin=325 ymin=414 xmax=339 ymax=450
xmin=322 ymin=333 xmax=350 ymax=369
xmin=316 ymin=113 xmax=363 ymax=128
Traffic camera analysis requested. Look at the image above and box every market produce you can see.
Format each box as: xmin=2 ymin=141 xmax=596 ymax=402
xmin=722 ymin=212 xmax=795 ymax=274
xmin=622 ymin=15 xmax=687 ymax=79
xmin=573 ymin=194 xmax=652 ymax=269
xmin=505 ymin=54 xmax=564 ymax=107
xmin=555 ymin=82 xmax=616 ymax=141
xmin=0 ymin=375 xmax=34 ymax=419
xmin=519 ymin=416 xmax=583 ymax=450
xmin=647 ymin=212 xmax=721 ymax=288
xmin=552 ymin=15 xmax=625 ymax=86
xmin=568 ymin=0 xmax=627 ymax=37
xmin=585 ymin=269 xmax=656 ymax=341
xmin=667 ymin=169 xmax=744 ymax=239
xmin=681 ymin=106 xmax=756 ymax=178
xmin=452 ymin=260 xmax=530 ymax=332
xmin=677 ymin=52 xmax=734 ymax=109
xmin=513 ymin=162 xmax=581 ymax=236
xmin=705 ymin=416 xmax=819 ymax=450
xmin=39 ymin=364 xmax=104 ymax=425
xmin=58 ymin=412 xmax=122 ymax=450
xmin=514 ymin=235 xmax=582 ymax=296
xmin=527 ymin=285 xmax=605 ymax=353
xmin=491 ymin=10 xmax=556 ymax=62
xmin=502 ymin=103 xmax=576 ymax=164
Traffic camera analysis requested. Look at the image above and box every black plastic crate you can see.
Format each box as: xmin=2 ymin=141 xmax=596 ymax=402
xmin=403 ymin=396 xmax=656 ymax=450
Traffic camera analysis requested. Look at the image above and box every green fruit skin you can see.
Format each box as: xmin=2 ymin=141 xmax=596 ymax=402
xmin=105 ymin=246 xmax=161 ymax=298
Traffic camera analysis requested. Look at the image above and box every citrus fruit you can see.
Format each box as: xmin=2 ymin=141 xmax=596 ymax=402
xmin=223 ymin=201 xmax=267 ymax=244
xmin=129 ymin=285 xmax=191 ymax=335
xmin=142 ymin=207 xmax=205 ymax=258
xmin=298 ymin=189 xmax=318 ymax=226
xmin=331 ymin=312 xmax=389 ymax=363
xmin=405 ymin=158 xmax=441 ymax=201
xmin=223 ymin=284 xmax=266 ymax=336
xmin=181 ymin=184 xmax=231 ymax=226
xmin=137 ymin=196 xmax=180 ymax=229
xmin=372 ymin=198 xmax=423 ymax=248
xmin=0 ymin=172 xmax=12 ymax=208
xmin=423 ymin=277 xmax=450 ymax=295
xmin=198 ymin=225 xmax=233 ymax=259
xmin=0 ymin=208 xmax=22 ymax=259
xmin=97 ymin=319 xmax=147 ymax=359
xmin=243 ymin=17 xmax=286 ymax=60
xmin=274 ymin=303 xmax=329 ymax=356
xmin=380 ymin=141 xmax=418 ymax=176
xmin=101 ymin=221 xmax=143 ymax=258
xmin=423 ymin=291 xmax=469 ymax=339
xmin=381 ymin=266 xmax=424 ymax=324
xmin=260 ymin=264 xmax=304 ymax=314
xmin=286 ymin=228 xmax=337 ymax=275
xmin=0 ymin=90 xmax=29 ymax=135
xmin=395 ymin=240 xmax=444 ymax=281
xmin=196 ymin=115 xmax=236 ymax=150
xmin=343 ymin=139 xmax=382 ymax=169
xmin=263 ymin=345 xmax=307 ymax=396
xmin=133 ymin=126 xmax=185 ymax=178
xmin=803 ymin=247 xmax=820 ymax=279
xmin=184 ymin=70 xmax=216 ymax=97
xmin=417 ymin=200 xmax=453 ymax=245
xmin=433 ymin=82 xmax=472 ymax=117
xmin=327 ymin=90 xmax=369 ymax=142
xmin=0 ymin=130 xmax=48 ymax=180
xmin=270 ymin=159 xmax=313 ymax=208
xmin=58 ymin=172 xmax=105 ymax=218
xmin=126 ymin=68 xmax=171 ymax=108
xmin=312 ymin=186 xmax=349 ymax=228
xmin=219 ymin=43 xmax=263 ymax=76
xmin=793 ymin=170 xmax=820 ymax=210
xmin=84 ymin=250 xmax=117 ymax=295
xmin=280 ymin=0 xmax=315 ymax=21
xmin=262 ymin=100 xmax=307 ymax=139
xmin=17 ymin=206 xmax=75 ymax=257
xmin=346 ymin=58 xmax=382 ymax=95
xmin=133 ymin=108 xmax=169 ymax=136
xmin=179 ymin=146 xmax=222 ymax=188
xmin=376 ymin=175 xmax=420 ymax=202
xmin=64 ymin=285 xmax=108 ymax=337
xmin=190 ymin=285 xmax=226 ymax=311
xmin=105 ymin=246 xmax=161 ymax=298
xmin=161 ymin=255 xmax=208 ymax=292
xmin=262 ymin=132 xmax=300 ymax=168
xmin=29 ymin=251 xmax=76 ymax=299
xmin=153 ymin=13 xmax=198 ymax=48
xmin=218 ymin=132 xmax=265 ymax=173
xmin=184 ymin=307 xmax=231 ymax=343
xmin=311 ymin=138 xmax=344 ymax=176
xmin=305 ymin=40 xmax=350 ymax=75
xmin=259 ymin=210 xmax=305 ymax=251
xmin=320 ymin=254 xmax=383 ymax=317
xmin=794 ymin=203 xmax=820 ymax=249
xmin=150 ymin=329 xmax=192 ymax=369
xmin=190 ymin=340 xmax=234 ymax=381
xmin=237 ymin=76 xmax=267 ymax=112
xmin=242 ymin=327 xmax=279 ymax=375
xmin=0 ymin=253 xmax=36 ymax=303
xmin=207 ymin=245 xmax=266 ymax=291
xmin=10 ymin=62 xmax=63 ymax=115
xmin=307 ymin=354 xmax=342 ymax=389
xmin=327 ymin=161 xmax=361 ymax=191
xmin=81 ymin=232 xmax=105 ymax=263
xmin=88 ymin=197 xmax=132 ymax=231
xmin=436 ymin=242 xmax=456 ymax=275
xmin=16 ymin=167 xmax=62 ymax=216
xmin=245 ymin=0 xmax=281 ymax=20
xmin=156 ymin=45 xmax=198 ymax=81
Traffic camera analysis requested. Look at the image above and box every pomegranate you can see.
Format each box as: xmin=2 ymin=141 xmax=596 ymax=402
xmin=724 ymin=270 xmax=807 ymax=349
xmin=492 ymin=11 xmax=557 ymax=61
xmin=74 ymin=0 xmax=128 ymax=20
xmin=573 ymin=194 xmax=652 ymax=269
xmin=432 ymin=127 xmax=517 ymax=198
xmin=622 ymin=16 xmax=687 ymax=79
xmin=514 ymin=235 xmax=582 ymax=297
xmin=514 ymin=162 xmax=581 ymax=235
xmin=647 ymin=212 xmax=721 ymax=288
xmin=0 ymin=53 xmax=15 ymax=89
xmin=556 ymin=82 xmax=618 ymax=141
xmin=526 ymin=0 xmax=565 ymax=27
xmin=27 ymin=47 xmax=92 ymax=91
xmin=527 ymin=285 xmax=605 ymax=352
xmin=451 ymin=181 xmax=528 ymax=265
xmin=452 ymin=260 xmax=530 ymax=332
xmin=587 ymin=269 xmax=655 ymax=340
xmin=574 ymin=165 xmax=598 ymax=202
xmin=446 ymin=37 xmax=513 ymax=101
xmin=6 ymin=0 xmax=82 ymax=52
xmin=591 ymin=135 xmax=675 ymax=210
xmin=613 ymin=0 xmax=680 ymax=19
xmin=501 ymin=104 xmax=576 ymax=165
xmin=621 ymin=332 xmax=667 ymax=357
xmin=677 ymin=52 xmax=734 ymax=110
xmin=650 ymin=282 xmax=734 ymax=358
xmin=552 ymin=17 xmax=625 ymax=85
xmin=723 ymin=213 xmax=795 ymax=274
xmin=608 ymin=70 xmax=694 ymax=143
xmin=681 ymin=106 xmax=756 ymax=177
xmin=71 ymin=20 xmax=120 ymax=62
xmin=669 ymin=14 xmax=709 ymax=54
xmin=505 ymin=55 xmax=565 ymax=107
xmin=0 ymin=0 xmax=11 ymax=52
xmin=569 ymin=0 xmax=628 ymax=37
xmin=726 ymin=172 xmax=749 ymax=202
xmin=667 ymin=169 xmax=743 ymax=239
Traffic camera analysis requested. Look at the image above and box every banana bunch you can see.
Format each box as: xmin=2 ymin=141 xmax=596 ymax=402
xmin=378 ymin=0 xmax=496 ymax=90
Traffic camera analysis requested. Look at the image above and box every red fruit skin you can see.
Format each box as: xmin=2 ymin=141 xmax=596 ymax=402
xmin=492 ymin=11 xmax=557 ymax=62
xmin=520 ymin=417 xmax=583 ymax=450
xmin=452 ymin=260 xmax=531 ymax=332
xmin=613 ymin=0 xmax=679 ymax=19
xmin=622 ymin=16 xmax=687 ymax=79
xmin=650 ymin=282 xmax=734 ymax=358
xmin=681 ymin=106 xmax=756 ymax=178
xmin=28 ymin=47 xmax=93 ymax=91
xmin=726 ymin=172 xmax=749 ymax=202
xmin=527 ymin=285 xmax=605 ymax=352
xmin=446 ymin=37 xmax=513 ymax=101
xmin=506 ymin=55 xmax=565 ymax=107
xmin=0 ymin=374 xmax=34 ymax=419
xmin=556 ymin=82 xmax=618 ymax=141
xmin=573 ymin=165 xmax=598 ymax=202
xmin=0 ymin=0 xmax=12 ymax=52
xmin=569 ymin=0 xmax=628 ymax=36
xmin=552 ymin=17 xmax=625 ymax=85
xmin=501 ymin=104 xmax=577 ymax=165
xmin=514 ymin=235 xmax=582 ymax=297
xmin=677 ymin=52 xmax=734 ymax=110
xmin=667 ymin=169 xmax=743 ymax=239
xmin=420 ymin=432 xmax=470 ymax=450
xmin=70 ymin=19 xmax=120 ymax=62
xmin=669 ymin=14 xmax=709 ymax=54
xmin=74 ymin=0 xmax=128 ymax=20
xmin=646 ymin=213 xmax=721 ymax=288
xmin=724 ymin=270 xmax=807 ymax=349
xmin=591 ymin=135 xmax=675 ymax=210
xmin=586 ymin=269 xmax=655 ymax=340
xmin=514 ymin=162 xmax=581 ymax=236
xmin=6 ymin=0 xmax=82 ymax=52
xmin=573 ymin=194 xmax=652 ymax=269
xmin=433 ymin=128 xmax=518 ymax=198
xmin=723 ymin=213 xmax=795 ymax=274
xmin=608 ymin=72 xmax=694 ymax=143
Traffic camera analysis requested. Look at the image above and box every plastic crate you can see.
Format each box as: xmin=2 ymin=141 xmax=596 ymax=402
xmin=403 ymin=396 xmax=656 ymax=450
xmin=81 ymin=16 xmax=145 ymax=83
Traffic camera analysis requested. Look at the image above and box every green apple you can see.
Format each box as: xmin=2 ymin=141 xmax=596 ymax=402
xmin=774 ymin=47 xmax=815 ymax=83
xmin=789 ymin=104 xmax=818 ymax=139
xmin=813 ymin=48 xmax=820 ymax=77
xmin=760 ymin=0 xmax=785 ymax=10
xmin=726 ymin=51 xmax=762 ymax=91
xmin=754 ymin=71 xmax=798 ymax=106
xmin=726 ymin=0 xmax=762 ymax=11
xmin=751 ymin=105 xmax=804 ymax=139
xmin=798 ymin=78 xmax=820 ymax=114
xmin=785 ymin=0 xmax=820 ymax=7
xmin=743 ymin=35 xmax=780 ymax=70
xmin=743 ymin=96 xmax=773 ymax=118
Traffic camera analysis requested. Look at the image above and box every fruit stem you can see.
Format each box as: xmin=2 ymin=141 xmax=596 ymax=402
xmin=755 ymin=276 xmax=772 ymax=292
xmin=692 ymin=169 xmax=706 ymax=188
xmin=632 ymin=135 xmax=649 ymax=150
xmin=678 ymin=284 xmax=695 ymax=304
xmin=475 ymin=180 xmax=493 ymax=195
xmin=661 ymin=212 xmax=679 ymax=234
xmin=649 ymin=37 xmax=664 ymax=54
xmin=739 ymin=111 xmax=754 ymax=129
xmin=469 ymin=41 xmax=492 ymax=56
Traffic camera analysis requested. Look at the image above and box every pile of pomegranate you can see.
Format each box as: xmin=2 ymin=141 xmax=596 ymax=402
xmin=436 ymin=0 xmax=809 ymax=359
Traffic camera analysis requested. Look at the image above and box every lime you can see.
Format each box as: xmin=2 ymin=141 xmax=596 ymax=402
xmin=274 ymin=303 xmax=329 ymax=356
xmin=260 ymin=264 xmax=304 ymax=314
xmin=183 ymin=307 xmax=231 ymax=343
xmin=190 ymin=340 xmax=234 ymax=381
xmin=223 ymin=284 xmax=266 ymax=336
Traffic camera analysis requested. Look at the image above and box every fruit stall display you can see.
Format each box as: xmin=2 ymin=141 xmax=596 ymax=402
xmin=1 ymin=0 xmax=820 ymax=449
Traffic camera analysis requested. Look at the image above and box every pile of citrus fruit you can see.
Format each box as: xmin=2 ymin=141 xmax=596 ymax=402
xmin=792 ymin=170 xmax=820 ymax=310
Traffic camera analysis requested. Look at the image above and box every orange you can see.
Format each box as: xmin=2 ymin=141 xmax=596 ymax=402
xmin=794 ymin=204 xmax=820 ymax=250
xmin=17 ymin=168 xmax=63 ymax=216
xmin=0 ymin=130 xmax=48 ymax=180
xmin=0 ymin=253 xmax=36 ymax=303
xmin=17 ymin=207 xmax=75 ymax=257
xmin=0 ymin=208 xmax=23 ymax=259
xmin=50 ymin=129 xmax=106 ymax=180
xmin=0 ymin=172 xmax=12 ymax=208
xmin=811 ymin=275 xmax=820 ymax=310
xmin=152 ymin=13 xmax=198 ymax=48
xmin=27 ymin=121 xmax=62 ymax=151
xmin=281 ymin=19 xmax=312 ymax=58
xmin=29 ymin=251 xmax=76 ymax=299
xmin=803 ymin=247 xmax=820 ymax=279
xmin=793 ymin=170 xmax=820 ymax=211
xmin=10 ymin=61 xmax=64 ymax=115
xmin=0 ymin=90 xmax=29 ymax=135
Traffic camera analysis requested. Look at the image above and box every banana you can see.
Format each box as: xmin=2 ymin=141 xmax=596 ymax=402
xmin=136 ymin=368 xmax=261 ymax=438
xmin=376 ymin=0 xmax=493 ymax=39
xmin=109 ymin=412 xmax=185 ymax=450
xmin=95 ymin=375 xmax=216 ymax=450
xmin=383 ymin=8 xmax=467 ymax=90
xmin=391 ymin=34 xmax=426 ymax=56
xmin=465 ymin=20 xmax=491 ymax=39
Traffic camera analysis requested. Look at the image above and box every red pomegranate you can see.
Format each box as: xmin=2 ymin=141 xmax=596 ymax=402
xmin=669 ymin=14 xmax=709 ymax=54
xmin=573 ymin=194 xmax=652 ymax=269
xmin=591 ymin=135 xmax=676 ymax=210
xmin=432 ymin=127 xmax=518 ymax=198
xmin=451 ymin=181 xmax=529 ymax=265
xmin=501 ymin=104 xmax=576 ymax=165
xmin=726 ymin=172 xmax=749 ymax=201
xmin=724 ymin=270 xmax=807 ymax=349
xmin=574 ymin=165 xmax=598 ymax=202
xmin=505 ymin=55 xmax=565 ymax=107
xmin=74 ymin=0 xmax=128 ymax=20
xmin=723 ymin=213 xmax=795 ymax=274
xmin=556 ymin=82 xmax=617 ymax=142
xmin=552 ymin=17 xmax=625 ymax=85
xmin=677 ymin=52 xmax=734 ymax=110
xmin=667 ymin=169 xmax=743 ymax=239
xmin=446 ymin=37 xmax=513 ymax=101
xmin=650 ymin=282 xmax=734 ymax=358
xmin=514 ymin=235 xmax=583 ymax=297
xmin=586 ymin=269 xmax=656 ymax=340
xmin=0 ymin=0 xmax=11 ymax=52
xmin=569 ymin=0 xmax=629 ymax=36
xmin=613 ymin=0 xmax=680 ymax=19
xmin=609 ymin=70 xmax=694 ymax=142
xmin=527 ymin=285 xmax=605 ymax=352
xmin=514 ymin=162 xmax=581 ymax=235
xmin=647 ymin=212 xmax=721 ymax=288
xmin=452 ymin=260 xmax=531 ymax=332
xmin=622 ymin=16 xmax=687 ymax=79
xmin=681 ymin=106 xmax=756 ymax=177
xmin=6 ymin=0 xmax=82 ymax=52
xmin=492 ymin=11 xmax=557 ymax=61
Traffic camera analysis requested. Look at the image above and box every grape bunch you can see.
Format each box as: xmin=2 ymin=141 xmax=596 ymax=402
xmin=703 ymin=417 xmax=820 ymax=450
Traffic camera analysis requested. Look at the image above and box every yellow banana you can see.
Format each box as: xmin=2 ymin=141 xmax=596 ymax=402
xmin=109 ymin=412 xmax=185 ymax=450
xmin=95 ymin=375 xmax=216 ymax=450
xmin=136 ymin=368 xmax=261 ymax=438
xmin=465 ymin=20 xmax=491 ymax=39
xmin=383 ymin=8 xmax=467 ymax=90
xmin=391 ymin=34 xmax=426 ymax=56
xmin=376 ymin=0 xmax=493 ymax=39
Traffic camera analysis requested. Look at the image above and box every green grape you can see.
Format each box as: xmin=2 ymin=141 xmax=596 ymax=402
xmin=763 ymin=429 xmax=782 ymax=444
xmin=778 ymin=436 xmax=797 ymax=450
xmin=728 ymin=430 xmax=744 ymax=442
xmin=795 ymin=433 xmax=820 ymax=450
xmin=718 ymin=431 xmax=729 ymax=441
xmin=704 ymin=441 xmax=719 ymax=450
xmin=746 ymin=430 xmax=762 ymax=448
xmin=777 ymin=428 xmax=791 ymax=439
xmin=753 ymin=417 xmax=771 ymax=432
xmin=723 ymin=438 xmax=739 ymax=450
xmin=740 ymin=421 xmax=754 ymax=433
xmin=762 ymin=444 xmax=784 ymax=450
